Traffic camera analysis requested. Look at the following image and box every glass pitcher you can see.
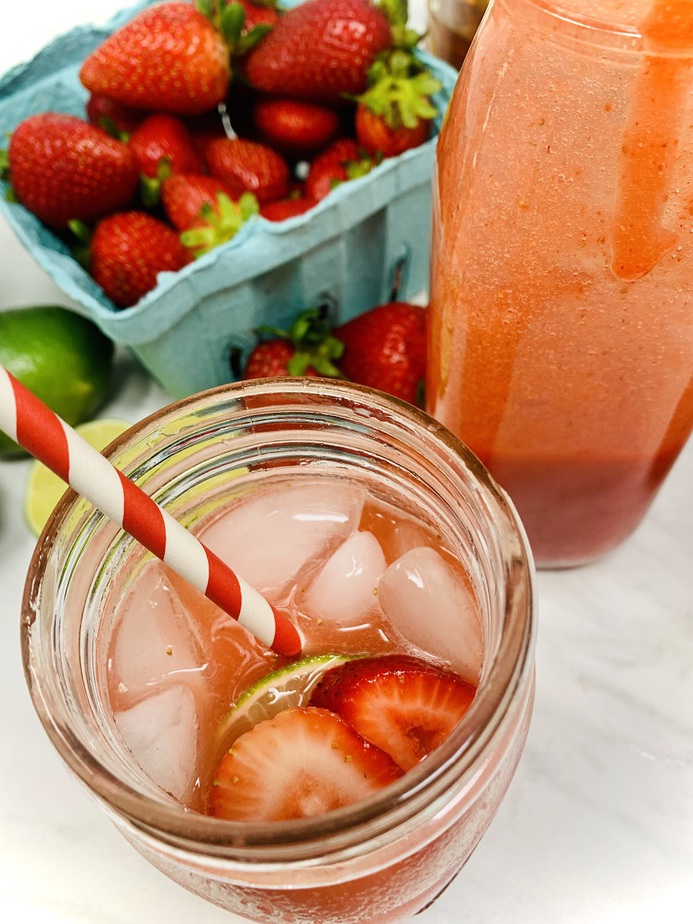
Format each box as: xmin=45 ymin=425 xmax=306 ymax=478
xmin=427 ymin=0 xmax=693 ymax=567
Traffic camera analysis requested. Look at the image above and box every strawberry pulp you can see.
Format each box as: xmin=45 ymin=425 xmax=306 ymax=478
xmin=105 ymin=475 xmax=483 ymax=817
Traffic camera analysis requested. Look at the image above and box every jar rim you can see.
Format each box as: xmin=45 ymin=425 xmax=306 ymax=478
xmin=21 ymin=377 xmax=536 ymax=865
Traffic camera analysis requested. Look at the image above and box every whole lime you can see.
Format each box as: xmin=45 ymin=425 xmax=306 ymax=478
xmin=0 ymin=305 xmax=114 ymax=458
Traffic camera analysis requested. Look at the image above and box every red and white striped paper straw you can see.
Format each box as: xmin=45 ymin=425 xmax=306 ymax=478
xmin=0 ymin=365 xmax=303 ymax=658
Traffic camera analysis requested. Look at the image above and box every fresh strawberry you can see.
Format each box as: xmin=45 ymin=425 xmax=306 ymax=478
xmin=355 ymin=102 xmax=431 ymax=157
xmin=89 ymin=211 xmax=192 ymax=308
xmin=243 ymin=339 xmax=309 ymax=378
xmin=208 ymin=706 xmax=403 ymax=821
xmin=129 ymin=114 xmax=202 ymax=179
xmin=162 ymin=173 xmax=235 ymax=230
xmin=79 ymin=2 xmax=231 ymax=117
xmin=86 ymin=93 xmax=146 ymax=134
xmin=252 ymin=97 xmax=340 ymax=159
xmin=242 ymin=0 xmax=392 ymax=104
xmin=355 ymin=54 xmax=441 ymax=157
xmin=333 ymin=301 xmax=427 ymax=406
xmin=7 ymin=112 xmax=138 ymax=229
xmin=311 ymin=655 xmax=476 ymax=771
xmin=161 ymin=173 xmax=259 ymax=256
xmin=260 ymin=196 xmax=317 ymax=221
xmin=243 ymin=306 xmax=344 ymax=377
xmin=205 ymin=137 xmax=290 ymax=203
xmin=304 ymin=137 xmax=375 ymax=201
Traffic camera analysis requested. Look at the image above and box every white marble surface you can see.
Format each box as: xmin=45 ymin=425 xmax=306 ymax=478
xmin=1 ymin=3 xmax=692 ymax=922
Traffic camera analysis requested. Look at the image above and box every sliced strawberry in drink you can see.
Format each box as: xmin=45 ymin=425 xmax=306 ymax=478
xmin=311 ymin=655 xmax=476 ymax=771
xmin=209 ymin=706 xmax=403 ymax=821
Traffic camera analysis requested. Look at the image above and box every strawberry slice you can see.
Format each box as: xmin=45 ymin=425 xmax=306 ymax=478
xmin=208 ymin=706 xmax=403 ymax=821
xmin=310 ymin=655 xmax=476 ymax=771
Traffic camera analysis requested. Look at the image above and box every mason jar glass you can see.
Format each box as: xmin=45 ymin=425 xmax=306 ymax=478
xmin=427 ymin=0 xmax=693 ymax=568
xmin=21 ymin=378 xmax=536 ymax=923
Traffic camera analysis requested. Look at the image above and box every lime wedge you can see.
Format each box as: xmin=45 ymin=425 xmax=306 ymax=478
xmin=215 ymin=654 xmax=356 ymax=753
xmin=24 ymin=418 xmax=131 ymax=536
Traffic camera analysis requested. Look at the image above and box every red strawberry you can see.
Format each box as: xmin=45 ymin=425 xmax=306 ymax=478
xmin=162 ymin=173 xmax=236 ymax=231
xmin=79 ymin=2 xmax=231 ymax=116
xmin=252 ymin=97 xmax=340 ymax=159
xmin=242 ymin=0 xmax=392 ymax=104
xmin=243 ymin=306 xmax=344 ymax=378
xmin=205 ymin=137 xmax=290 ymax=203
xmin=129 ymin=114 xmax=202 ymax=179
xmin=86 ymin=93 xmax=146 ymax=134
xmin=161 ymin=173 xmax=259 ymax=256
xmin=311 ymin=655 xmax=476 ymax=771
xmin=7 ymin=112 xmax=138 ymax=229
xmin=243 ymin=338 xmax=313 ymax=378
xmin=260 ymin=196 xmax=317 ymax=221
xmin=208 ymin=706 xmax=403 ymax=821
xmin=304 ymin=137 xmax=375 ymax=202
xmin=333 ymin=301 xmax=427 ymax=406
xmin=354 ymin=61 xmax=441 ymax=158
xmin=90 ymin=211 xmax=192 ymax=308
xmin=355 ymin=103 xmax=431 ymax=158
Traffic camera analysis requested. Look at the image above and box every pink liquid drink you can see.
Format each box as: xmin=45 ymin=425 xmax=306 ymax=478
xmin=107 ymin=479 xmax=484 ymax=812
xmin=427 ymin=0 xmax=693 ymax=567
xmin=22 ymin=380 xmax=536 ymax=923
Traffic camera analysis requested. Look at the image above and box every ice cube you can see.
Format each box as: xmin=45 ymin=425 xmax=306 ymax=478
xmin=115 ymin=684 xmax=198 ymax=801
xmin=378 ymin=547 xmax=483 ymax=683
xmin=109 ymin=561 xmax=207 ymax=704
xmin=304 ymin=530 xmax=387 ymax=625
xmin=200 ymin=480 xmax=366 ymax=593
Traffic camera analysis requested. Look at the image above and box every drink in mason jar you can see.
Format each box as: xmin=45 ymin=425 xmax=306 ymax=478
xmin=108 ymin=476 xmax=483 ymax=814
xmin=427 ymin=0 xmax=693 ymax=567
xmin=22 ymin=380 xmax=535 ymax=924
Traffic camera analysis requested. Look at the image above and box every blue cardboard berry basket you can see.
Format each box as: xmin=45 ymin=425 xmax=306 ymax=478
xmin=0 ymin=0 xmax=457 ymax=399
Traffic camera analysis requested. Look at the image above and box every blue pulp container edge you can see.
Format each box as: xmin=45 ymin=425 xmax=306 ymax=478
xmin=0 ymin=1 xmax=459 ymax=396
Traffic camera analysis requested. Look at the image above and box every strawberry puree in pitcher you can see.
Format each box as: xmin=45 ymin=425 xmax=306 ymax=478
xmin=427 ymin=0 xmax=693 ymax=566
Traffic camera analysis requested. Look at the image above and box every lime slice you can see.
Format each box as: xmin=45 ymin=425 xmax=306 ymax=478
xmin=215 ymin=654 xmax=356 ymax=752
xmin=24 ymin=418 xmax=131 ymax=536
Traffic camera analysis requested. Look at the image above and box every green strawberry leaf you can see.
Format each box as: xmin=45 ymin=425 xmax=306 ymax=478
xmin=196 ymin=0 xmax=217 ymax=22
xmin=378 ymin=0 xmax=409 ymax=29
xmin=181 ymin=191 xmax=260 ymax=257
xmin=359 ymin=58 xmax=442 ymax=130
xmin=390 ymin=25 xmax=423 ymax=50
xmin=239 ymin=191 xmax=260 ymax=221
xmin=220 ymin=2 xmax=247 ymax=45
xmin=66 ymin=220 xmax=93 ymax=270
xmin=236 ymin=23 xmax=274 ymax=55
